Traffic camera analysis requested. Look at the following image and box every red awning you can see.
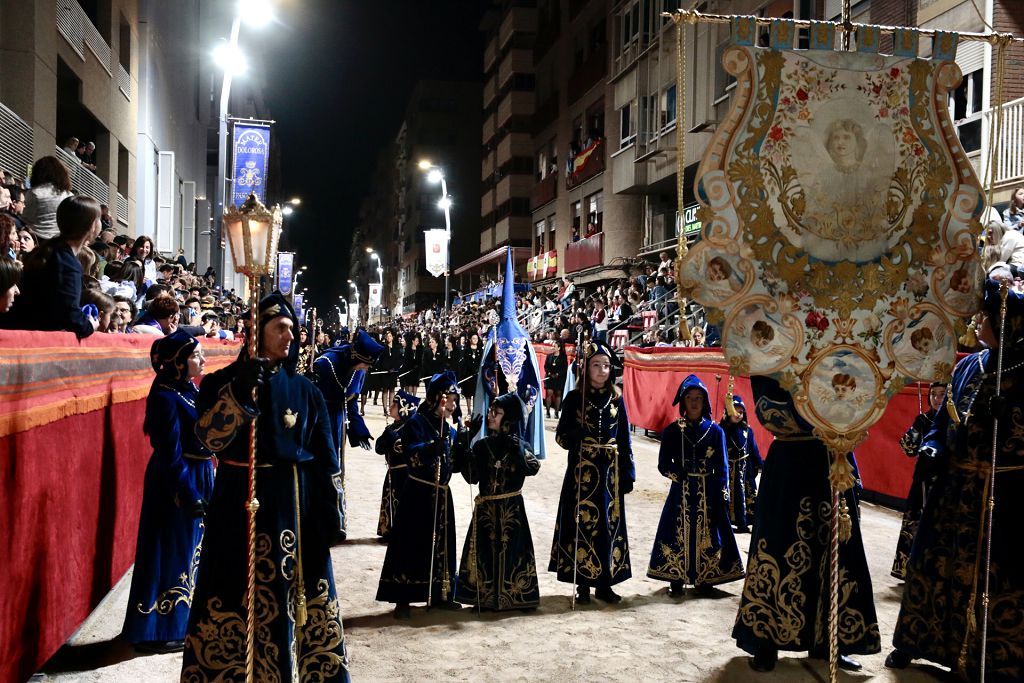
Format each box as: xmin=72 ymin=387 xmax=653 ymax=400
xmin=453 ymin=246 xmax=533 ymax=275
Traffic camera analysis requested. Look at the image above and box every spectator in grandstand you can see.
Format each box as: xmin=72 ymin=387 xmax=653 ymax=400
xmin=17 ymin=227 xmax=36 ymax=258
xmin=112 ymin=234 xmax=132 ymax=261
xmin=133 ymin=295 xmax=181 ymax=336
xmin=23 ymin=156 xmax=74 ymax=241
xmin=0 ymin=214 xmax=18 ymax=259
xmin=1003 ymin=185 xmax=1024 ymax=231
xmin=129 ymin=235 xmax=159 ymax=284
xmin=110 ymin=295 xmax=136 ymax=333
xmin=100 ymin=203 xmax=113 ymax=231
xmin=61 ymin=136 xmax=80 ymax=156
xmin=81 ymin=288 xmax=115 ymax=332
xmin=2 ymin=195 xmax=101 ymax=337
xmin=0 ymin=257 xmax=21 ymax=313
xmin=4 ymin=187 xmax=26 ymax=230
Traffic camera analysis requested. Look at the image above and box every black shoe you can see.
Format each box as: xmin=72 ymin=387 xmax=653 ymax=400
xmin=431 ymin=599 xmax=462 ymax=611
xmin=885 ymin=649 xmax=912 ymax=669
xmin=668 ymin=580 xmax=685 ymax=597
xmin=575 ymin=586 xmax=591 ymax=604
xmin=735 ymin=525 xmax=750 ymax=533
xmin=393 ymin=602 xmax=411 ymax=619
xmin=594 ymin=586 xmax=622 ymax=603
xmin=749 ymin=646 xmax=777 ymax=672
xmin=693 ymin=583 xmax=716 ymax=596
xmin=135 ymin=640 xmax=184 ymax=654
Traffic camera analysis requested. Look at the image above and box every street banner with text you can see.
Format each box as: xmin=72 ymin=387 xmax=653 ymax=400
xmin=230 ymin=121 xmax=271 ymax=207
xmin=424 ymin=229 xmax=448 ymax=277
xmin=277 ymin=252 xmax=294 ymax=295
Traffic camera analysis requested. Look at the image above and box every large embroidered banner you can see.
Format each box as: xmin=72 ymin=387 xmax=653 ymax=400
xmin=680 ymin=22 xmax=984 ymax=472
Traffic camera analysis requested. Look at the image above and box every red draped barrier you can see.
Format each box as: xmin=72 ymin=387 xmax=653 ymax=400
xmin=0 ymin=331 xmax=238 ymax=683
xmin=619 ymin=346 xmax=922 ymax=501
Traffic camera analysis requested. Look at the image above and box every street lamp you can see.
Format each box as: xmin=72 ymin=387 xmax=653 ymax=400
xmin=211 ymin=0 xmax=274 ymax=292
xmin=292 ymin=265 xmax=307 ymax=294
xmin=419 ymin=160 xmax=452 ymax=317
xmin=220 ymin=190 xmax=282 ymax=683
xmin=349 ymin=281 xmax=360 ymax=326
xmin=368 ymin=251 xmax=383 ymax=323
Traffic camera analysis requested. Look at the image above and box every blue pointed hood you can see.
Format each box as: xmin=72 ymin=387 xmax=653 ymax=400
xmin=495 ymin=247 xmax=529 ymax=390
xmin=673 ymin=374 xmax=711 ymax=419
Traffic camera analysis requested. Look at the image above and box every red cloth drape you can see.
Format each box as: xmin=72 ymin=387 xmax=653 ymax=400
xmin=620 ymin=346 xmax=922 ymax=501
xmin=0 ymin=331 xmax=238 ymax=682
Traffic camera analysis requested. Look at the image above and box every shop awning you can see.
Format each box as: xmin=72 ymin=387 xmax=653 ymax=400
xmin=453 ymin=246 xmax=533 ymax=276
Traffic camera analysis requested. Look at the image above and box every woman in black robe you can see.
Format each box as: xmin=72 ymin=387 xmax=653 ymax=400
xmin=459 ymin=332 xmax=483 ymax=417
xmin=456 ymin=392 xmax=541 ymax=611
xmin=376 ymin=390 xmax=420 ymax=539
xmin=543 ymin=339 xmax=568 ymax=419
xmin=401 ymin=333 xmax=422 ymax=395
xmin=720 ymin=394 xmax=762 ymax=533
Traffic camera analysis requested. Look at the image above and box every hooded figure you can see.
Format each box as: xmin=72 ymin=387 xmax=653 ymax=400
xmin=182 ymin=292 xmax=351 ymax=682
xmin=456 ymin=391 xmax=541 ymax=611
xmin=474 ymin=248 xmax=546 ymax=458
xmin=122 ymin=331 xmax=213 ymax=651
xmin=375 ymin=389 xmax=421 ymax=538
xmin=312 ymin=327 xmax=386 ymax=540
xmin=376 ymin=371 xmax=468 ymax=616
xmin=889 ymin=271 xmax=1024 ymax=681
xmin=648 ymin=375 xmax=744 ymax=595
xmin=549 ymin=340 xmax=635 ymax=604
xmin=720 ymin=394 xmax=763 ymax=533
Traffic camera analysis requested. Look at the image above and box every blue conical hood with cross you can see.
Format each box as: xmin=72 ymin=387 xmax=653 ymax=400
xmin=473 ymin=248 xmax=546 ymax=457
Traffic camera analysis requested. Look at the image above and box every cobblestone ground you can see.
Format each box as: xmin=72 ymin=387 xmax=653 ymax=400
xmin=37 ymin=410 xmax=955 ymax=682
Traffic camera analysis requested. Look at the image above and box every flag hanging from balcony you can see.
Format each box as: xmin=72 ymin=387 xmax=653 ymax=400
xmin=678 ymin=23 xmax=984 ymax=489
xmin=230 ymin=120 xmax=271 ymax=207
xmin=368 ymin=283 xmax=382 ymax=308
xmin=277 ymin=252 xmax=294 ymax=295
xmin=424 ymin=229 xmax=448 ymax=277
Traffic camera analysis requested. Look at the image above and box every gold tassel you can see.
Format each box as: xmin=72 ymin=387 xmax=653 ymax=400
xmin=828 ymin=452 xmax=855 ymax=492
xmin=946 ymin=383 xmax=961 ymax=425
xmin=958 ymin=317 xmax=978 ymax=348
xmin=838 ymin=497 xmax=852 ymax=542
xmin=296 ymin=593 xmax=308 ymax=628
xmin=724 ymin=376 xmax=739 ymax=419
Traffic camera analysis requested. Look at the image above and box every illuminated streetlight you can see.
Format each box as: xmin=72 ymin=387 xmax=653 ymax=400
xmin=213 ymin=42 xmax=247 ymax=76
xmin=420 ymin=162 xmax=452 ymax=315
xmin=282 ymin=206 xmax=294 ymax=216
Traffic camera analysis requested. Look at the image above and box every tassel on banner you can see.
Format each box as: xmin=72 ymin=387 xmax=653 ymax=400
xmin=828 ymin=451 xmax=856 ymax=493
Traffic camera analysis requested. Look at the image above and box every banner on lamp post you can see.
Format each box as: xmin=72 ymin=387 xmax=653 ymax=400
xmin=230 ymin=120 xmax=271 ymax=207
xmin=293 ymin=293 xmax=304 ymax=324
xmin=424 ymin=229 xmax=449 ymax=277
xmin=369 ymin=283 xmax=382 ymax=308
xmin=277 ymin=252 xmax=294 ymax=295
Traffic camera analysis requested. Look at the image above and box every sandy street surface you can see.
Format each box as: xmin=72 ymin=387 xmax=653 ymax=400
xmin=36 ymin=410 xmax=956 ymax=682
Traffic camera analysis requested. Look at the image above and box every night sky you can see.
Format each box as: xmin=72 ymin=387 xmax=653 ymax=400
xmin=261 ymin=0 xmax=487 ymax=312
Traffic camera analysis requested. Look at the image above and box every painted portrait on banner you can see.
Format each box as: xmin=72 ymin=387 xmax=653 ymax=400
xmin=681 ymin=24 xmax=985 ymax=461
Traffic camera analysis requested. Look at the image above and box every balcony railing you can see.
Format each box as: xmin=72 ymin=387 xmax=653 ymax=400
xmin=984 ymin=96 xmax=1024 ymax=187
xmin=0 ymin=102 xmax=34 ymax=182
xmin=116 ymin=63 xmax=131 ymax=100
xmin=565 ymin=232 xmax=603 ymax=273
xmin=531 ymin=170 xmax=558 ymax=210
xmin=55 ymin=147 xmax=109 ymax=204
xmin=57 ymin=2 xmax=112 ymax=75
xmin=566 ymin=138 xmax=605 ymax=190
xmin=567 ymin=44 xmax=608 ymax=104
xmin=116 ymin=192 xmax=128 ymax=225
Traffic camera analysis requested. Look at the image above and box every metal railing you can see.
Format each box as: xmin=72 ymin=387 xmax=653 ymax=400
xmin=0 ymin=102 xmax=34 ymax=182
xmin=57 ymin=2 xmax=124 ymax=82
xmin=55 ymin=147 xmax=109 ymax=204
xmin=985 ymin=96 xmax=1024 ymax=187
xmin=116 ymin=63 xmax=131 ymax=101
xmin=56 ymin=2 xmax=85 ymax=60
xmin=116 ymin=192 xmax=128 ymax=225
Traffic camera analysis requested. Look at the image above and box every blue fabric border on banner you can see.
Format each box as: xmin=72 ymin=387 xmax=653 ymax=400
xmin=932 ymin=31 xmax=959 ymax=61
xmin=857 ymin=25 xmax=880 ymax=53
xmin=809 ymin=21 xmax=835 ymax=50
xmin=770 ymin=19 xmax=795 ymax=50
xmin=893 ymin=28 xmax=919 ymax=57
xmin=732 ymin=16 xmax=757 ymax=46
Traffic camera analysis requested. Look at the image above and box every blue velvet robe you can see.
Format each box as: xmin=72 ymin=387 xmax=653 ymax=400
xmin=122 ymin=380 xmax=214 ymax=644
xmin=722 ymin=420 xmax=762 ymax=530
xmin=312 ymin=345 xmax=370 ymax=540
xmin=375 ymin=409 xmax=462 ymax=604
xmin=549 ymin=386 xmax=634 ymax=587
xmin=893 ymin=351 xmax=1024 ymax=682
xmin=648 ymin=417 xmax=744 ymax=587
xmin=376 ymin=417 xmax=411 ymax=538
xmin=732 ymin=376 xmax=880 ymax=657
xmin=180 ymin=361 xmax=349 ymax=682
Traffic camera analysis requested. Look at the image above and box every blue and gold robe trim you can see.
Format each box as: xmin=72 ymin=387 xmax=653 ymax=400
xmin=195 ymin=383 xmax=258 ymax=452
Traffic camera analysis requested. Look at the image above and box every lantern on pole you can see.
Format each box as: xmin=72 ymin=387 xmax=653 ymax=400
xmin=220 ymin=191 xmax=282 ymax=682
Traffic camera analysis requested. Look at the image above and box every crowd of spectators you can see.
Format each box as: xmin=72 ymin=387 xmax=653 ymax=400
xmin=0 ymin=155 xmax=244 ymax=341
xmin=61 ymin=136 xmax=98 ymax=172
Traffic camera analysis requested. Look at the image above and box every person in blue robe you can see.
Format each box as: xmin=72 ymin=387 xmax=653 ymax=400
xmin=549 ymin=340 xmax=634 ymax=604
xmin=732 ymin=376 xmax=880 ymax=673
xmin=887 ymin=272 xmax=1024 ymax=682
xmin=648 ymin=375 xmax=744 ymax=596
xmin=181 ymin=292 xmax=350 ymax=682
xmin=890 ymin=382 xmax=945 ymax=580
xmin=456 ymin=391 xmax=541 ymax=611
xmin=376 ymin=371 xmax=468 ymax=618
xmin=473 ymin=248 xmax=545 ymax=459
xmin=311 ymin=328 xmax=385 ymax=541
xmin=122 ymin=331 xmax=213 ymax=652
xmin=720 ymin=394 xmax=762 ymax=533
xmin=376 ymin=390 xmax=420 ymax=539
